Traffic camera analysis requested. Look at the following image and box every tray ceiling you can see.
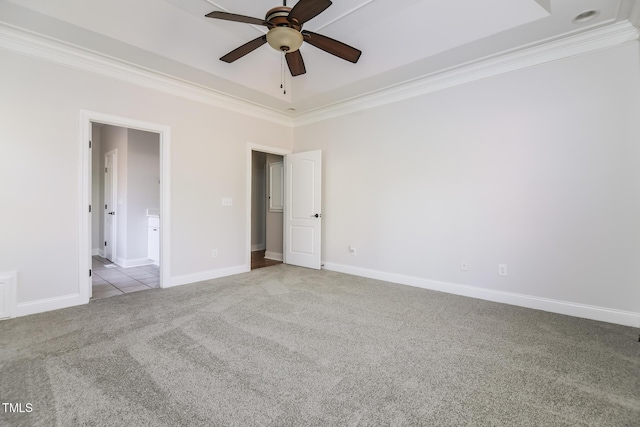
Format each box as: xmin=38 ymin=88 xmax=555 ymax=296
xmin=0 ymin=0 xmax=636 ymax=113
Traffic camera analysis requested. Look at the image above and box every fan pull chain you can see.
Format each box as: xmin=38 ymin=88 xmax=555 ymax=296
xmin=280 ymin=51 xmax=286 ymax=95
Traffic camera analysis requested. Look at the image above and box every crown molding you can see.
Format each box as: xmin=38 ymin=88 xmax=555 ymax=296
xmin=292 ymin=21 xmax=639 ymax=127
xmin=0 ymin=23 xmax=293 ymax=127
xmin=1 ymin=20 xmax=637 ymax=129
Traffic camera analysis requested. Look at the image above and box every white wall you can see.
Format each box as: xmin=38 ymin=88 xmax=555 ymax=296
xmin=293 ymin=42 xmax=640 ymax=318
xmin=1 ymin=30 xmax=639 ymax=325
xmin=0 ymin=48 xmax=292 ymax=306
xmin=126 ymin=128 xmax=160 ymax=261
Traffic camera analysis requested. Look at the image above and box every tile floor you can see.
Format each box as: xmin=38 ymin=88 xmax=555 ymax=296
xmin=92 ymin=256 xmax=160 ymax=300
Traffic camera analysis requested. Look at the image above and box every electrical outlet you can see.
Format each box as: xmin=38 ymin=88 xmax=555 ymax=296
xmin=212 ymin=249 xmax=218 ymax=258
xmin=461 ymin=261 xmax=468 ymax=271
xmin=349 ymin=246 xmax=357 ymax=255
xmin=499 ymin=264 xmax=507 ymax=276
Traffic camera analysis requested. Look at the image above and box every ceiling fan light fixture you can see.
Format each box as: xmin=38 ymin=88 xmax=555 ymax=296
xmin=267 ymin=27 xmax=303 ymax=52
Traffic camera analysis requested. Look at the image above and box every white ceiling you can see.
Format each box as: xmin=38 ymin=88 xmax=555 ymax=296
xmin=0 ymin=0 xmax=637 ymax=114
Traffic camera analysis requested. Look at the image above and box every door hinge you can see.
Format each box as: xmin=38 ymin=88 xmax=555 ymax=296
xmin=89 ymin=269 xmax=92 ymax=277
xmin=89 ymin=205 xmax=92 ymax=213
xmin=104 ymin=241 xmax=107 ymax=247
xmin=89 ymin=140 xmax=92 ymax=149
xmin=105 ymin=167 xmax=108 ymax=173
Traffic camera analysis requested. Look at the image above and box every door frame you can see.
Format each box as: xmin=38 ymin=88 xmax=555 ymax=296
xmin=246 ymin=143 xmax=291 ymax=270
xmin=80 ymin=110 xmax=171 ymax=304
xmin=103 ymin=149 xmax=118 ymax=262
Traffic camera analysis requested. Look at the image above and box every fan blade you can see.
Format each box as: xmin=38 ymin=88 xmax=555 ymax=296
xmin=220 ymin=35 xmax=267 ymax=63
xmin=302 ymin=31 xmax=361 ymax=63
xmin=286 ymin=50 xmax=306 ymax=76
xmin=288 ymin=0 xmax=332 ymax=25
xmin=206 ymin=11 xmax=272 ymax=27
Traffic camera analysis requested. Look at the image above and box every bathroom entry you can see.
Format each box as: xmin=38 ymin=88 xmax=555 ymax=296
xmin=90 ymin=123 xmax=161 ymax=299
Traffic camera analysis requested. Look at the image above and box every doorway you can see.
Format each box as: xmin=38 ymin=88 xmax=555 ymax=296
xmin=251 ymin=150 xmax=285 ymax=270
xmin=80 ymin=111 xmax=171 ymax=304
xmin=90 ymin=123 xmax=161 ymax=299
xmin=246 ymin=144 xmax=290 ymax=270
xmin=246 ymin=144 xmax=323 ymax=271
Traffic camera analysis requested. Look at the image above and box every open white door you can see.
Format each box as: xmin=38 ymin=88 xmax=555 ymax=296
xmin=284 ymin=150 xmax=322 ymax=269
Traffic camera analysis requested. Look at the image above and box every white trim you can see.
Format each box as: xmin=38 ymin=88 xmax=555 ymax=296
xmin=0 ymin=272 xmax=17 ymax=320
xmin=246 ymin=143 xmax=292 ymax=271
xmin=0 ymin=23 xmax=292 ymax=127
xmin=314 ymin=0 xmax=375 ymax=32
xmin=1 ymin=21 xmax=637 ymax=129
xmin=323 ymin=262 xmax=640 ymax=328
xmin=168 ymin=265 xmax=249 ymax=288
xmin=91 ymin=248 xmax=100 ymax=256
xmin=292 ymin=21 xmax=639 ymax=127
xmin=81 ymin=110 xmax=171 ymax=307
xmin=252 ymin=244 xmax=266 ymax=251
xmin=98 ymin=249 xmax=106 ymax=258
xmin=114 ymin=257 xmax=155 ymax=268
xmin=264 ymin=251 xmax=283 ymax=262
xmin=15 ymin=293 xmax=84 ymax=318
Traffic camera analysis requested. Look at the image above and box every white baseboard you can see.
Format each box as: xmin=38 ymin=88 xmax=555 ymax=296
xmin=15 ymin=293 xmax=85 ymax=318
xmin=167 ymin=265 xmax=249 ymax=288
xmin=252 ymin=244 xmax=266 ymax=251
xmin=0 ymin=271 xmax=17 ymax=320
xmin=98 ymin=249 xmax=105 ymax=258
xmin=264 ymin=251 xmax=283 ymax=261
xmin=323 ymin=263 xmax=640 ymax=328
xmin=114 ymin=256 xmax=155 ymax=268
xmin=91 ymin=248 xmax=100 ymax=256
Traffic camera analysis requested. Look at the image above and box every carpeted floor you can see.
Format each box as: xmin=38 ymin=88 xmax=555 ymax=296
xmin=1 ymin=264 xmax=638 ymax=426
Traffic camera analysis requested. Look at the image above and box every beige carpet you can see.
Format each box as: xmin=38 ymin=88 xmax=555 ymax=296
xmin=1 ymin=264 xmax=639 ymax=426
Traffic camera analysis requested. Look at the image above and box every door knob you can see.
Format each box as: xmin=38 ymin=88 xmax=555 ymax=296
xmin=311 ymin=213 xmax=322 ymax=218
xmin=108 ymin=212 xmax=115 ymax=215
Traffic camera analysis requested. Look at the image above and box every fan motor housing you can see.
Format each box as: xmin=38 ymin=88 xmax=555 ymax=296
xmin=266 ymin=7 xmax=302 ymax=30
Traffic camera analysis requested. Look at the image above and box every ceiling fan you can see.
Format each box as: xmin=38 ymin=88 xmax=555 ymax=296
xmin=205 ymin=0 xmax=362 ymax=77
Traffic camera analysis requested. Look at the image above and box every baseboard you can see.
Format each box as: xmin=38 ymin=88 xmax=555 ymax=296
xmin=98 ymin=249 xmax=105 ymax=258
xmin=264 ymin=251 xmax=283 ymax=261
xmin=322 ymin=263 xmax=640 ymax=328
xmin=167 ymin=265 xmax=249 ymax=288
xmin=252 ymin=244 xmax=266 ymax=251
xmin=14 ymin=293 xmax=85 ymax=318
xmin=114 ymin=256 xmax=155 ymax=268
xmin=91 ymin=248 xmax=100 ymax=256
xmin=0 ymin=271 xmax=17 ymax=320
